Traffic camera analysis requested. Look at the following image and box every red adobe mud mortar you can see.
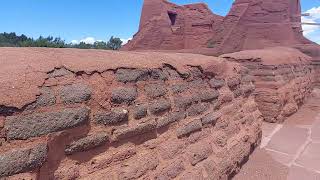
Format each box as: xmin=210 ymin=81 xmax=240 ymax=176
xmin=0 ymin=48 xmax=262 ymax=179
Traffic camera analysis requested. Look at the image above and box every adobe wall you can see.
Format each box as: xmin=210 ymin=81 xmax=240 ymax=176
xmin=123 ymin=0 xmax=319 ymax=57
xmin=312 ymin=59 xmax=320 ymax=87
xmin=0 ymin=48 xmax=262 ymax=179
xmin=210 ymin=0 xmax=314 ymax=55
xmin=122 ymin=0 xmax=223 ymax=51
xmin=294 ymin=44 xmax=320 ymax=87
xmin=221 ymin=47 xmax=314 ymax=123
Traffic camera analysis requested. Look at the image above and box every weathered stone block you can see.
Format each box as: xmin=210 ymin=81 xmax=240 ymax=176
xmin=94 ymin=108 xmax=128 ymax=125
xmin=242 ymin=75 xmax=254 ymax=82
xmin=227 ymin=77 xmax=241 ymax=88
xmin=113 ymin=120 xmax=157 ymax=141
xmin=0 ymin=116 xmax=4 ymax=128
xmin=6 ymin=107 xmax=90 ymax=140
xmin=188 ymin=79 xmax=207 ymax=89
xmin=157 ymin=111 xmax=186 ymax=128
xmin=179 ymin=169 xmax=204 ymax=180
xmin=111 ymin=87 xmax=138 ymax=104
xmin=54 ymin=164 xmax=80 ymax=180
xmin=90 ymin=146 xmax=136 ymax=171
xmin=149 ymin=99 xmax=171 ymax=114
xmin=174 ymin=96 xmax=198 ymax=109
xmin=176 ymin=119 xmax=202 ymax=138
xmin=213 ymin=132 xmax=227 ymax=147
xmin=209 ymin=78 xmax=225 ymax=89
xmin=282 ymin=103 xmax=298 ymax=117
xmin=65 ymin=133 xmax=109 ymax=155
xmin=233 ymin=88 xmax=243 ymax=98
xmin=202 ymin=157 xmax=219 ymax=179
xmin=187 ymin=103 xmax=210 ymax=117
xmin=60 ymin=83 xmax=92 ymax=104
xmin=158 ymin=140 xmax=185 ymax=160
xmin=201 ymin=112 xmax=221 ymax=125
xmin=218 ymin=91 xmax=234 ymax=105
xmin=150 ymin=69 xmax=168 ymax=80
xmin=199 ymin=89 xmax=219 ymax=102
xmin=171 ymin=83 xmax=188 ymax=94
xmin=242 ymin=84 xmax=255 ymax=95
xmin=144 ymin=83 xmax=167 ymax=98
xmin=155 ymin=159 xmax=185 ymax=179
xmin=243 ymin=101 xmax=258 ymax=113
xmin=0 ymin=144 xmax=47 ymax=178
xmin=186 ymin=143 xmax=213 ymax=165
xmin=118 ymin=153 xmax=159 ymax=180
xmin=115 ymin=69 xmax=149 ymax=83
xmin=132 ymin=105 xmax=147 ymax=120
xmin=27 ymin=87 xmax=56 ymax=109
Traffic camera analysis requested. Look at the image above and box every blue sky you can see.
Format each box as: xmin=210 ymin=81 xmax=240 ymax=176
xmin=0 ymin=0 xmax=319 ymax=44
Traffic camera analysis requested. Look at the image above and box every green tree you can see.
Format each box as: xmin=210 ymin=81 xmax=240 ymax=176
xmin=76 ymin=42 xmax=92 ymax=49
xmin=0 ymin=32 xmax=124 ymax=51
xmin=94 ymin=41 xmax=108 ymax=49
xmin=106 ymin=36 xmax=123 ymax=50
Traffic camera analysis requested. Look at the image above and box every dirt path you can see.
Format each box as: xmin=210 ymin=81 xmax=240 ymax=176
xmin=235 ymin=89 xmax=320 ymax=180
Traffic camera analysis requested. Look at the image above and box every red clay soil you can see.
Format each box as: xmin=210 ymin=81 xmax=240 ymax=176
xmin=0 ymin=47 xmax=234 ymax=109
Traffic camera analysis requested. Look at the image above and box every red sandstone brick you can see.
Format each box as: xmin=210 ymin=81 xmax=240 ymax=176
xmin=158 ymin=140 xmax=185 ymax=160
xmin=155 ymin=159 xmax=185 ymax=179
xmin=186 ymin=142 xmax=213 ymax=166
xmin=118 ymin=153 xmax=159 ymax=180
xmin=0 ymin=117 xmax=4 ymax=128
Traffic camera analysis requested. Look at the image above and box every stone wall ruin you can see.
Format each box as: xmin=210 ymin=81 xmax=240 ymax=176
xmin=122 ymin=0 xmax=223 ymax=51
xmin=221 ymin=47 xmax=314 ymax=123
xmin=0 ymin=48 xmax=262 ymax=179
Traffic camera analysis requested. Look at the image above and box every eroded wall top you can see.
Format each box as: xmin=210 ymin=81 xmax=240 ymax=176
xmin=0 ymin=47 xmax=236 ymax=109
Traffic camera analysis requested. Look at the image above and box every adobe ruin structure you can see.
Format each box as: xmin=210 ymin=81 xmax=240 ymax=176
xmin=0 ymin=48 xmax=262 ymax=179
xmin=122 ymin=0 xmax=224 ymax=50
xmin=209 ymin=0 xmax=315 ymax=55
xmin=221 ymin=47 xmax=314 ymax=123
xmin=123 ymin=0 xmax=320 ymax=123
xmin=123 ymin=0 xmax=319 ymax=55
xmin=0 ymin=0 xmax=320 ymax=179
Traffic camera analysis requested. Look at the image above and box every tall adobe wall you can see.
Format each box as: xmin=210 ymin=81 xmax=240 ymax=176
xmin=122 ymin=0 xmax=223 ymax=51
xmin=294 ymin=44 xmax=320 ymax=86
xmin=210 ymin=0 xmax=315 ymax=55
xmin=221 ymin=47 xmax=314 ymax=123
xmin=0 ymin=48 xmax=262 ymax=179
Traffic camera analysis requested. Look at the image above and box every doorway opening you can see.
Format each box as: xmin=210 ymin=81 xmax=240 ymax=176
xmin=168 ymin=11 xmax=177 ymax=26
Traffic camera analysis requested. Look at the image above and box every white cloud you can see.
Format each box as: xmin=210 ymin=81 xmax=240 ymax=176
xmin=70 ymin=37 xmax=133 ymax=45
xmin=80 ymin=37 xmax=96 ymax=45
xmin=306 ymin=6 xmax=320 ymax=20
xmin=120 ymin=38 xmax=132 ymax=45
xmin=71 ymin=40 xmax=78 ymax=44
xmin=302 ymin=16 xmax=319 ymax=35
xmin=302 ymin=6 xmax=320 ymax=42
